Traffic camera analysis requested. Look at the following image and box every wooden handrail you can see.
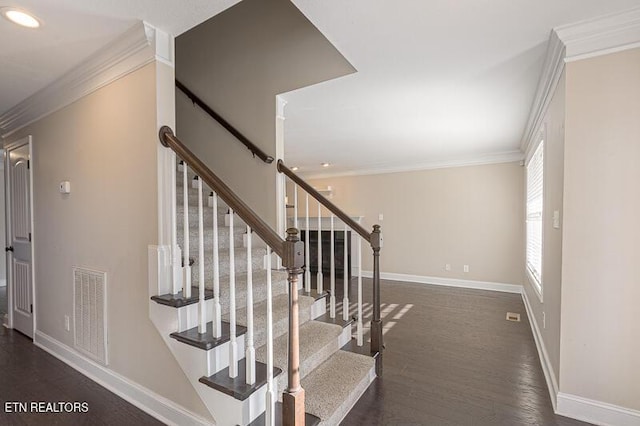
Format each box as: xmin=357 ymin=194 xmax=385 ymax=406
xmin=159 ymin=126 xmax=284 ymax=257
xmin=276 ymin=160 xmax=373 ymax=244
xmin=176 ymin=80 xmax=274 ymax=164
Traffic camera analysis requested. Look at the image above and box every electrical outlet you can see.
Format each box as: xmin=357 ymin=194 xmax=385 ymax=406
xmin=64 ymin=315 xmax=70 ymax=332
xmin=543 ymin=312 xmax=546 ymax=329
xmin=445 ymin=263 xmax=451 ymax=271
xmin=463 ymin=265 xmax=469 ymax=273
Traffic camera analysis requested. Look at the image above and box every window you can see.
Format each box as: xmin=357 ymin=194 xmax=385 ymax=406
xmin=526 ymin=141 xmax=544 ymax=294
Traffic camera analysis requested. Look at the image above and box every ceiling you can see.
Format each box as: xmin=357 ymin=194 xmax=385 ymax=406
xmin=1 ymin=0 xmax=640 ymax=176
xmin=284 ymin=0 xmax=640 ymax=176
xmin=0 ymin=0 xmax=241 ymax=116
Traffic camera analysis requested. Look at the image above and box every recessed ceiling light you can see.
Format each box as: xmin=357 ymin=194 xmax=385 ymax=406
xmin=1 ymin=7 xmax=41 ymax=28
xmin=321 ymin=162 xmax=330 ymax=168
xmin=291 ymin=166 xmax=299 ymax=171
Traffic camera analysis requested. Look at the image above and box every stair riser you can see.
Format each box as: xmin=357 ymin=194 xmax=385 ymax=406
xmin=178 ymin=228 xmax=245 ymax=251
xmin=190 ymin=249 xmax=268 ymax=282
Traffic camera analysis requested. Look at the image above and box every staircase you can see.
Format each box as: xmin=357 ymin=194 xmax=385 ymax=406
xmin=148 ymin=127 xmax=382 ymax=425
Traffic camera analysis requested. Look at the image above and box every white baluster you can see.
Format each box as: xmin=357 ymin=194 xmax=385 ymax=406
xmin=197 ymin=176 xmax=206 ymax=334
xmin=293 ymin=184 xmax=298 ymax=229
xmin=245 ymin=226 xmax=255 ymax=385
xmin=304 ymin=194 xmax=311 ymax=293
xmin=330 ymin=215 xmax=336 ymax=318
xmin=211 ymin=193 xmax=222 ymax=338
xmin=183 ymin=163 xmax=191 ymax=298
xmin=172 ymin=156 xmax=181 ymax=294
xmin=357 ymin=237 xmax=363 ymax=346
xmin=343 ymin=225 xmax=350 ymax=322
xmin=265 ymin=248 xmax=275 ymax=426
xmin=229 ymin=209 xmax=238 ymax=378
xmin=317 ymin=203 xmax=323 ymax=293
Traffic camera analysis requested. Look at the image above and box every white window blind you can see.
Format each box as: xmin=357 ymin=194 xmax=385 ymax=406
xmin=526 ymin=141 xmax=544 ymax=291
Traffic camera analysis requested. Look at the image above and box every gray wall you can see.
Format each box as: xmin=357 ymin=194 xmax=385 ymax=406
xmin=5 ymin=63 xmax=211 ymax=420
xmin=176 ymin=0 xmax=355 ymax=226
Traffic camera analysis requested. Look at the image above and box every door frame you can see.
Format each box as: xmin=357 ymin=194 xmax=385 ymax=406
xmin=4 ymin=136 xmax=36 ymax=337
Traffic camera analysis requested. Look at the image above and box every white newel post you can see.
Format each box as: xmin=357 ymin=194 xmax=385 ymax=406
xmin=357 ymin=238 xmax=363 ymax=346
xmin=343 ymin=225 xmax=350 ymax=322
xmin=182 ymin=163 xmax=191 ymax=298
xmin=265 ymin=248 xmax=275 ymax=426
xmin=211 ymin=192 xmax=222 ymax=338
xmin=304 ymin=194 xmax=311 ymax=293
xmin=317 ymin=203 xmax=323 ymax=293
xmin=330 ymin=215 xmax=336 ymax=318
xmin=245 ymin=226 xmax=256 ymax=385
xmin=197 ymin=176 xmax=206 ymax=333
xmin=228 ymin=209 xmax=238 ymax=378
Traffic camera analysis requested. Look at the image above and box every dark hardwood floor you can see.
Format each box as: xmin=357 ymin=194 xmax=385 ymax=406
xmin=330 ymin=277 xmax=590 ymax=426
xmin=0 ymin=326 xmax=162 ymax=425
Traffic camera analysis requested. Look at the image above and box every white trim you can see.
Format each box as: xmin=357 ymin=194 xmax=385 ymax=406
xmin=0 ymin=279 xmax=6 ymax=287
xmin=301 ymin=150 xmax=524 ymax=180
xmin=520 ymin=32 xmax=565 ymax=157
xmin=361 ymin=270 xmax=522 ymax=294
xmin=0 ymin=22 xmax=172 ymax=138
xmin=557 ymin=6 xmax=640 ymax=62
xmin=521 ymin=6 xmax=640 ymax=155
xmin=557 ymin=392 xmax=640 ymax=426
xmin=33 ymin=331 xmax=213 ymax=426
xmin=521 ymin=287 xmax=559 ymax=411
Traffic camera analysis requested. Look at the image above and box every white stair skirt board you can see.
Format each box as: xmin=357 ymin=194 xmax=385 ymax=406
xmin=360 ymin=271 xmax=522 ymax=294
xmin=557 ymin=393 xmax=640 ymax=426
xmin=521 ymin=288 xmax=559 ymax=411
xmin=33 ymin=331 xmax=212 ymax=426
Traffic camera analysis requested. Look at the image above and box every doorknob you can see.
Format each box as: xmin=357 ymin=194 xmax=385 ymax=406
xmin=5 ymin=246 xmax=13 ymax=252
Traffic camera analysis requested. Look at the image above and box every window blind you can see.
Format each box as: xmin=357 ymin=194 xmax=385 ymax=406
xmin=526 ymin=141 xmax=544 ymax=291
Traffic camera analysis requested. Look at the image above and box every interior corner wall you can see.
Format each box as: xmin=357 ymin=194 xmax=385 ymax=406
xmin=175 ymin=0 xmax=354 ymax=228
xmin=522 ymin=71 xmax=566 ymax=390
xmin=561 ymin=47 xmax=640 ymax=411
xmin=306 ymin=162 xmax=525 ymax=285
xmin=4 ymin=62 xmax=211 ymax=420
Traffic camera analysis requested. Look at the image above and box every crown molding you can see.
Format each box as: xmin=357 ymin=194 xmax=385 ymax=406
xmin=299 ymin=150 xmax=524 ymax=180
xmin=557 ymin=6 xmax=640 ymax=62
xmin=521 ymin=6 xmax=640 ymax=155
xmin=0 ymin=22 xmax=174 ymax=139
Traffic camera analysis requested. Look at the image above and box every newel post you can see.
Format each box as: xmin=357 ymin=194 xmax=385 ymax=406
xmin=282 ymin=228 xmax=305 ymax=425
xmin=370 ymin=224 xmax=384 ymax=377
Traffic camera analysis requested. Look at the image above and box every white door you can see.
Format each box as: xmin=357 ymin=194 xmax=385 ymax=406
xmin=5 ymin=138 xmax=33 ymax=338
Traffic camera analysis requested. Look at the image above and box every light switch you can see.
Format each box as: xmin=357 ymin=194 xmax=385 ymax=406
xmin=378 ymin=213 xmax=384 ymax=221
xmin=553 ymin=210 xmax=560 ymax=229
xmin=59 ymin=181 xmax=71 ymax=194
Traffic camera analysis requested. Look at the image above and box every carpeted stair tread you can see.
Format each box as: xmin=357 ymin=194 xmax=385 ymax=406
xmin=301 ymin=351 xmax=375 ymax=425
xmin=178 ymin=225 xmax=246 ymax=252
xmin=255 ymin=321 xmax=343 ymax=396
xmin=191 ymin=247 xmax=267 ymax=282
xmin=223 ymin=293 xmax=315 ymax=349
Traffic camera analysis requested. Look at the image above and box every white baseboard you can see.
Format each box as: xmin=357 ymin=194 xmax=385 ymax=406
xmin=33 ymin=331 xmax=212 ymax=426
xmin=557 ymin=392 xmax=640 ymax=426
xmin=520 ymin=288 xmax=559 ymax=411
xmin=361 ymin=270 xmax=522 ymax=294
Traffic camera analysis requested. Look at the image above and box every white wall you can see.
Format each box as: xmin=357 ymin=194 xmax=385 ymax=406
xmin=560 ymin=47 xmax=640 ymax=411
xmin=307 ymin=162 xmax=525 ymax=285
xmin=5 ymin=62 xmax=211 ymax=420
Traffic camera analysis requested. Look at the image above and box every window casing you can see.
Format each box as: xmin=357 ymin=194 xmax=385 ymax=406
xmin=526 ymin=141 xmax=544 ymax=295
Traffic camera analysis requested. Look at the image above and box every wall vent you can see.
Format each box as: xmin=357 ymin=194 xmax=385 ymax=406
xmin=506 ymin=312 xmax=521 ymax=322
xmin=73 ymin=267 xmax=108 ymax=365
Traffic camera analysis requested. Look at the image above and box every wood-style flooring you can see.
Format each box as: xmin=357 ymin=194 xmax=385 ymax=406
xmin=0 ymin=326 xmax=162 ymax=425
xmin=338 ymin=277 xmax=590 ymax=426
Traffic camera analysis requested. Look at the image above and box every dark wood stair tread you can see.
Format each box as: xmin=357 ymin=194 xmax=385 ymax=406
xmin=248 ymin=402 xmax=321 ymax=426
xmin=150 ymin=287 xmax=213 ymax=308
xmin=170 ymin=321 xmax=247 ymax=350
xmin=314 ymin=312 xmax=355 ymax=329
xmin=199 ymin=359 xmax=282 ymax=401
xmin=341 ymin=338 xmax=381 ymax=359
